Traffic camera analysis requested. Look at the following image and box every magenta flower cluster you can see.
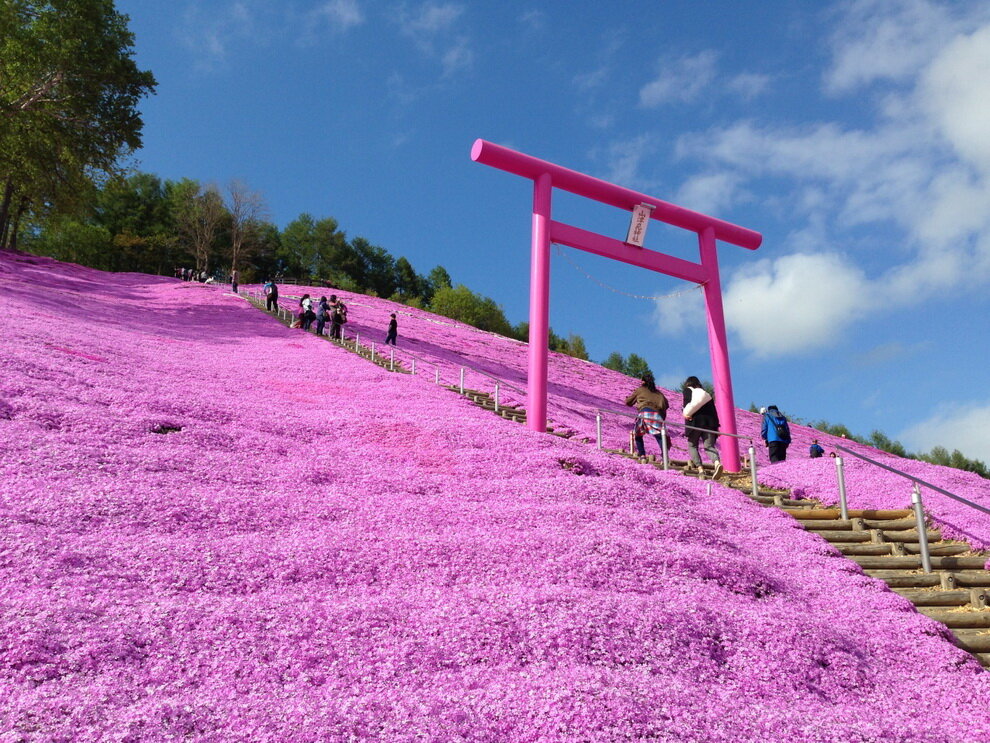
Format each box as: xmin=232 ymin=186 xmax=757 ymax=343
xmin=2 ymin=252 xmax=990 ymax=741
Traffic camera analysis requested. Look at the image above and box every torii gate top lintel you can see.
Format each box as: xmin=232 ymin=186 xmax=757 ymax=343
xmin=471 ymin=138 xmax=763 ymax=473
xmin=471 ymin=139 xmax=762 ymax=251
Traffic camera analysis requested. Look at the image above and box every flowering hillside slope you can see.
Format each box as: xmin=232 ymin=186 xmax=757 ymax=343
xmin=273 ymin=284 xmax=990 ymax=550
xmin=2 ymin=251 xmax=990 ymax=742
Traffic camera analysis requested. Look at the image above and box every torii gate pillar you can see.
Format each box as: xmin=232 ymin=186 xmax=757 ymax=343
xmin=472 ymin=139 xmax=762 ymax=472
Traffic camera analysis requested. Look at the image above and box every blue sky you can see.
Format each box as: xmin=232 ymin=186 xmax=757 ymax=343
xmin=117 ymin=0 xmax=990 ymax=464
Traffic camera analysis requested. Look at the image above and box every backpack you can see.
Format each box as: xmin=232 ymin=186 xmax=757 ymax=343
xmin=768 ymin=413 xmax=790 ymax=442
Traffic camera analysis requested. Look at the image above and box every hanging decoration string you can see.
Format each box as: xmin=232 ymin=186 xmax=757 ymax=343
xmin=552 ymin=243 xmax=706 ymax=301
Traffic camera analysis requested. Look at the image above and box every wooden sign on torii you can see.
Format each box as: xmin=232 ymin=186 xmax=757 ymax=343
xmin=471 ymin=139 xmax=763 ymax=472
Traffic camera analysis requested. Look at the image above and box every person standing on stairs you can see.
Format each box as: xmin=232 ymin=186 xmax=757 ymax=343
xmin=682 ymin=376 xmax=722 ymax=478
xmin=624 ymin=372 xmax=669 ymax=460
xmin=384 ymin=313 xmax=398 ymax=346
xmin=760 ymin=405 xmax=791 ymax=463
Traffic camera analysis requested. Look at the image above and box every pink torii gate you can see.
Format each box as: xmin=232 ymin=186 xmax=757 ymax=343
xmin=471 ymin=139 xmax=762 ymax=472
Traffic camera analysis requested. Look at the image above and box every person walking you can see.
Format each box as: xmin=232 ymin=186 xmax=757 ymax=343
xmin=231 ymin=269 xmax=240 ymax=294
xmin=760 ymin=405 xmax=791 ymax=463
xmin=384 ymin=313 xmax=398 ymax=345
xmin=264 ymin=280 xmax=278 ymax=311
xmin=624 ymin=372 xmax=669 ymax=460
xmin=682 ymin=376 xmax=722 ymax=478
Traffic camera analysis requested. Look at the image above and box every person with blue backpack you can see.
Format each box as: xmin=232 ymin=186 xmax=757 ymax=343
xmin=761 ymin=405 xmax=791 ymax=463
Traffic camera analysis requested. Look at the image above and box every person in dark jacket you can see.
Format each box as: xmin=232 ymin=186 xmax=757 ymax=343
xmin=760 ymin=405 xmax=791 ymax=463
xmin=624 ymin=372 xmax=669 ymax=459
xmin=682 ymin=376 xmax=722 ymax=477
xmin=809 ymin=439 xmax=825 ymax=458
xmin=315 ymin=297 xmax=330 ymax=336
xmin=384 ymin=313 xmax=398 ymax=345
xmin=264 ymin=280 xmax=278 ymax=312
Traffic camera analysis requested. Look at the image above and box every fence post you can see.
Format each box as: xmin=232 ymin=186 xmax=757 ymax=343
xmin=411 ymin=358 xmax=416 ymax=375
xmin=390 ymin=347 xmax=395 ymax=372
xmin=595 ymin=412 xmax=602 ymax=450
xmin=629 ymin=430 xmax=635 ymax=456
xmin=435 ymin=367 xmax=440 ymax=385
xmin=370 ymin=342 xmax=375 ymax=361
xmin=835 ymin=456 xmax=850 ymax=521
xmin=459 ymin=367 xmax=465 ymax=394
xmin=661 ymin=423 xmax=670 ymax=470
xmin=494 ymin=383 xmax=500 ymax=412
xmin=912 ymin=483 xmax=933 ymax=574
xmin=748 ymin=444 xmax=758 ymax=499
xmin=355 ymin=332 xmax=360 ymax=351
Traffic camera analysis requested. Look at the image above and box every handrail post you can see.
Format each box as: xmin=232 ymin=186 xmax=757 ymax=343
xmin=494 ymin=383 xmax=500 ymax=412
xmin=629 ymin=430 xmax=635 ymax=456
xmin=459 ymin=367 xmax=465 ymax=394
xmin=661 ymin=422 xmax=670 ymax=470
xmin=912 ymin=483 xmax=933 ymax=574
xmin=370 ymin=342 xmax=375 ymax=361
xmin=835 ymin=456 xmax=850 ymax=521
xmin=748 ymin=444 xmax=758 ymax=499
xmin=411 ymin=358 xmax=416 ymax=375
xmin=355 ymin=332 xmax=360 ymax=351
xmin=435 ymin=367 xmax=440 ymax=385
xmin=596 ymin=412 xmax=602 ymax=450
xmin=390 ymin=347 xmax=395 ymax=371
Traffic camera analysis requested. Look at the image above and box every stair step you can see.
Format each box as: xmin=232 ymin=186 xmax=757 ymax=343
xmin=890 ymin=589 xmax=974 ymax=606
xmin=901 ymin=543 xmax=971 ymax=556
xmin=787 ymin=509 xmax=914 ymax=521
xmin=812 ymin=530 xmax=873 ymax=543
xmin=836 ymin=544 xmax=897 ymax=556
xmin=864 ymin=571 xmax=943 ymax=587
xmin=951 ymin=631 xmax=990 ymax=654
xmin=917 ymin=608 xmax=990 ymax=628
xmin=862 ymin=517 xmax=919 ymax=531
xmin=850 ymin=556 xmax=988 ymax=571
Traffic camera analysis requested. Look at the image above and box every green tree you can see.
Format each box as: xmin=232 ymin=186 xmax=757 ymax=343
xmin=0 ymin=0 xmax=156 ymax=246
xmin=424 ymin=264 xmax=452 ymax=302
xmin=394 ymin=256 xmax=424 ymax=299
xmin=624 ymin=353 xmax=652 ymax=380
xmin=602 ymin=352 xmax=626 ymax=372
xmin=429 ymin=284 xmax=513 ymax=336
xmin=564 ymin=333 xmax=589 ymax=361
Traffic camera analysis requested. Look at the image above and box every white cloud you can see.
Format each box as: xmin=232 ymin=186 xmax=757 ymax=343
xmin=179 ymin=1 xmax=257 ymax=67
xmin=639 ymin=50 xmax=718 ymax=107
xmin=899 ymin=402 xmax=990 ymax=463
xmin=441 ymin=36 xmax=474 ymax=77
xmin=399 ymin=1 xmax=463 ymax=48
xmin=310 ymin=0 xmax=364 ymax=33
xmin=824 ymin=0 xmax=960 ymax=94
xmin=675 ymin=172 xmax=744 ymax=216
xmin=518 ymin=9 xmax=545 ymax=32
xmin=396 ymin=1 xmax=473 ymax=76
xmin=919 ymin=24 xmax=990 ymax=173
xmin=596 ymin=135 xmax=659 ymax=191
xmin=722 ymin=253 xmax=874 ymax=357
xmin=652 ymin=287 xmax=705 ymax=337
xmin=728 ymin=72 xmax=771 ymax=100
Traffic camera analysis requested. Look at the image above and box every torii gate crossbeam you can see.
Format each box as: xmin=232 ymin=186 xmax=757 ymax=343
xmin=471 ymin=139 xmax=762 ymax=472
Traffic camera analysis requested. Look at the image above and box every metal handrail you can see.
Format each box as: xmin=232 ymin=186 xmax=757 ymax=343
xmin=830 ymin=443 xmax=990 ymax=574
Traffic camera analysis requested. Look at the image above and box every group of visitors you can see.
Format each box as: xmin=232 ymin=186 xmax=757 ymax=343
xmin=624 ymin=374 xmax=723 ymax=478
xmin=624 ymin=374 xmax=832 ymax=476
xmin=259 ymin=280 xmax=399 ymax=346
xmin=176 ymin=267 xmax=208 ymax=282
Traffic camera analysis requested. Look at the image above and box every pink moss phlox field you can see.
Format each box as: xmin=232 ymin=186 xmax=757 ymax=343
xmin=269 ymin=281 xmax=990 ymax=551
xmin=2 ymin=251 xmax=990 ymax=742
